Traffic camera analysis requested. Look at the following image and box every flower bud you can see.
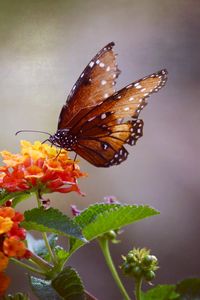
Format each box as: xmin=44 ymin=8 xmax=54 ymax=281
xmin=121 ymin=248 xmax=158 ymax=282
xmin=144 ymin=270 xmax=156 ymax=281
xmin=142 ymin=255 xmax=157 ymax=267
xmin=131 ymin=266 xmax=142 ymax=277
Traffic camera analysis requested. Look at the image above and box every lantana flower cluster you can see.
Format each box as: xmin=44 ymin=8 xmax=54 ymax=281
xmin=0 ymin=141 xmax=85 ymax=194
xmin=0 ymin=206 xmax=30 ymax=295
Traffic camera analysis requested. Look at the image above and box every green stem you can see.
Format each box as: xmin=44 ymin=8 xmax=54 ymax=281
xmin=135 ymin=277 xmax=142 ymax=300
xmin=99 ymin=238 xmax=131 ymax=300
xmin=42 ymin=232 xmax=57 ymax=264
xmin=11 ymin=258 xmax=45 ymax=276
xmin=35 ymin=190 xmax=57 ymax=264
xmin=30 ymin=252 xmax=52 ymax=271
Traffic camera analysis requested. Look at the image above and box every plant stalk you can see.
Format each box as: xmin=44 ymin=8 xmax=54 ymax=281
xmin=135 ymin=277 xmax=142 ymax=300
xmin=35 ymin=190 xmax=57 ymax=264
xmin=99 ymin=238 xmax=131 ymax=300
xmin=11 ymin=258 xmax=46 ymax=276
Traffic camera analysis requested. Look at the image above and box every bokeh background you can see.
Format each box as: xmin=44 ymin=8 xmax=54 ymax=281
xmin=0 ymin=0 xmax=200 ymax=299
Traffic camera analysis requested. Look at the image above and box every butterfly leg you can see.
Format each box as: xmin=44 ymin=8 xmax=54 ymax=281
xmin=73 ymin=153 xmax=78 ymax=170
xmin=41 ymin=138 xmax=49 ymax=144
xmin=54 ymin=147 xmax=62 ymax=159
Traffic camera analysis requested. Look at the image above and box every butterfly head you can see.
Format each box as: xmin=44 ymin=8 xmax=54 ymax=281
xmin=48 ymin=129 xmax=77 ymax=151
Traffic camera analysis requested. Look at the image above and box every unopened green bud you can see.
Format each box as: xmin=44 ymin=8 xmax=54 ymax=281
xmin=126 ymin=252 xmax=135 ymax=263
xmin=150 ymin=255 xmax=158 ymax=263
xmin=142 ymin=255 xmax=157 ymax=266
xmin=106 ymin=230 xmax=117 ymax=239
xmin=121 ymin=262 xmax=132 ymax=274
xmin=144 ymin=270 xmax=156 ymax=281
xmin=131 ymin=266 xmax=142 ymax=277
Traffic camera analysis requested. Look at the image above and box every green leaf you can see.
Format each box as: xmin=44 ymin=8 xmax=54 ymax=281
xmin=70 ymin=203 xmax=159 ymax=254
xmin=52 ymin=266 xmax=85 ymax=300
xmin=0 ymin=190 xmax=31 ymax=206
xmin=22 ymin=207 xmax=86 ymax=242
xmin=55 ymin=246 xmax=69 ymax=266
xmin=176 ymin=278 xmax=200 ymax=299
xmin=26 ymin=233 xmax=58 ymax=259
xmin=30 ymin=276 xmax=62 ymax=300
xmin=3 ymin=293 xmax=29 ymax=300
xmin=141 ymin=285 xmax=179 ymax=300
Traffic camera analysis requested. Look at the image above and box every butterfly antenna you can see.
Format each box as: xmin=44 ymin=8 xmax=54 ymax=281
xmin=15 ymin=130 xmax=52 ymax=136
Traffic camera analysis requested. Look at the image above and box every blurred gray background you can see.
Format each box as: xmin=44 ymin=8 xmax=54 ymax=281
xmin=0 ymin=0 xmax=200 ymax=299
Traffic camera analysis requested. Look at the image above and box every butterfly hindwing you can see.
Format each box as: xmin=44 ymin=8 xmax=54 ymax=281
xmin=74 ymin=119 xmax=143 ymax=167
xmin=58 ymin=42 xmax=120 ymax=129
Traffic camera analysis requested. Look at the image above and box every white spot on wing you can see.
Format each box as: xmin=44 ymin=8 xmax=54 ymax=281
xmin=89 ymin=61 xmax=94 ymax=68
xmin=101 ymin=113 xmax=107 ymax=119
xmin=124 ymin=107 xmax=130 ymax=111
xmin=99 ymin=62 xmax=105 ymax=68
xmin=134 ymin=82 xmax=140 ymax=87
xmin=101 ymin=80 xmax=107 ymax=85
xmin=106 ymin=66 xmax=111 ymax=71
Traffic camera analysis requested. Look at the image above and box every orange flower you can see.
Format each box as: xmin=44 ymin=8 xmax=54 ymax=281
xmin=0 ymin=252 xmax=9 ymax=272
xmin=3 ymin=237 xmax=26 ymax=258
xmin=0 ymin=207 xmax=15 ymax=219
xmin=0 ymin=140 xmax=86 ymax=194
xmin=0 ymin=216 xmax=13 ymax=234
xmin=0 ymin=206 xmax=30 ymax=275
xmin=0 ymin=272 xmax=10 ymax=296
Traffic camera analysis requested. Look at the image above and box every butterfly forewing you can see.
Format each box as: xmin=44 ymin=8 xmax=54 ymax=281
xmin=67 ymin=69 xmax=167 ymax=134
xmin=58 ymin=42 xmax=120 ymax=129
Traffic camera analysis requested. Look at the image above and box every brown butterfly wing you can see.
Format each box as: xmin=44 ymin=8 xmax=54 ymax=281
xmin=58 ymin=42 xmax=120 ymax=129
xmin=70 ymin=69 xmax=167 ymax=167
xmin=73 ymin=120 xmax=143 ymax=167
xmin=68 ymin=69 xmax=167 ymax=132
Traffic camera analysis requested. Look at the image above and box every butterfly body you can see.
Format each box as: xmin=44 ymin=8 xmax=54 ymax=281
xmin=49 ymin=129 xmax=77 ymax=151
xmin=49 ymin=42 xmax=168 ymax=167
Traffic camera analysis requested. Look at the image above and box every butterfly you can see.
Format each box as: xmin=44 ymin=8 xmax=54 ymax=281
xmin=18 ymin=42 xmax=167 ymax=167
